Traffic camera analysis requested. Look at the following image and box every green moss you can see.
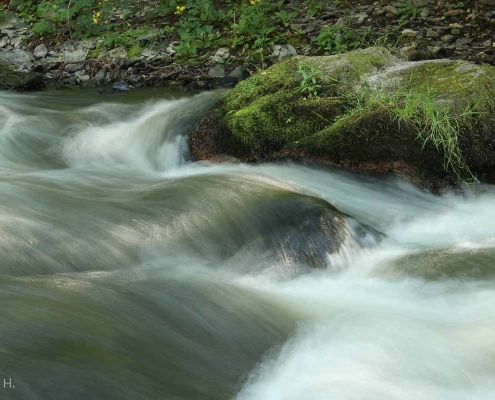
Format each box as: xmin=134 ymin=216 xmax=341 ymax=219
xmin=196 ymin=46 xmax=495 ymax=184
xmin=128 ymin=44 xmax=142 ymax=60
xmin=225 ymin=90 xmax=342 ymax=153
xmin=405 ymin=60 xmax=495 ymax=112
xmin=87 ymin=48 xmax=102 ymax=59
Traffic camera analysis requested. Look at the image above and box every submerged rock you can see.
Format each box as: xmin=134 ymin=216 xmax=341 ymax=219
xmin=191 ymin=47 xmax=495 ymax=185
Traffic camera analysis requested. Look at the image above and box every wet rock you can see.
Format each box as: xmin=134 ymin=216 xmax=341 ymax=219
xmin=0 ymin=59 xmax=43 ymax=90
xmin=113 ymin=81 xmax=129 ymax=91
xmin=33 ymin=44 xmax=48 ymax=59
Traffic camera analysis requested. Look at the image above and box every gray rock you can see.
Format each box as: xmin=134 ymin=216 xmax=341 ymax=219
xmin=451 ymin=29 xmax=461 ymax=35
xmin=0 ymin=49 xmax=34 ymax=70
xmin=212 ymin=47 xmax=230 ymax=64
xmin=402 ymin=29 xmax=418 ymax=37
xmin=441 ymin=34 xmax=455 ymax=43
xmin=64 ymin=63 xmax=85 ymax=73
xmin=483 ymin=39 xmax=493 ymax=47
xmin=420 ymin=9 xmax=430 ymax=18
xmin=0 ymin=37 xmax=9 ymax=48
xmin=426 ymin=29 xmax=440 ymax=38
xmin=208 ymin=65 xmax=226 ymax=78
xmin=10 ymin=36 xmax=21 ymax=48
xmin=383 ymin=5 xmax=398 ymax=15
xmin=1 ymin=29 xmax=16 ymax=38
xmin=228 ymin=66 xmax=247 ymax=80
xmin=99 ymin=46 xmax=127 ymax=60
xmin=141 ymin=49 xmax=158 ymax=58
xmin=0 ymin=58 xmax=42 ymax=91
xmin=353 ymin=12 xmax=368 ymax=25
xmin=0 ymin=22 xmax=14 ymax=30
xmin=166 ymin=41 xmax=178 ymax=55
xmin=271 ymin=44 xmax=297 ymax=61
xmin=33 ymin=44 xmax=48 ymax=59
xmin=480 ymin=0 xmax=495 ymax=5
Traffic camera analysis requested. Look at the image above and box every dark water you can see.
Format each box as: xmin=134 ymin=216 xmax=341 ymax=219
xmin=0 ymin=89 xmax=494 ymax=400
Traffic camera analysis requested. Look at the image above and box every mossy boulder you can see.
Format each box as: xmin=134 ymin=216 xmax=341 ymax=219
xmin=0 ymin=59 xmax=43 ymax=91
xmin=191 ymin=47 xmax=495 ymax=185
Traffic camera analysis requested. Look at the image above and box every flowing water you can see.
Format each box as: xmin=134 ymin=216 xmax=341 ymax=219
xmin=0 ymin=88 xmax=494 ymax=400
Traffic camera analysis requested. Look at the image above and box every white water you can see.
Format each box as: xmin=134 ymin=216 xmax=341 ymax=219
xmin=0 ymin=89 xmax=494 ymax=400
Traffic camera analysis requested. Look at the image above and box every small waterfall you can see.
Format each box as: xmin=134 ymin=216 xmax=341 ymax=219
xmin=0 ymin=88 xmax=494 ymax=400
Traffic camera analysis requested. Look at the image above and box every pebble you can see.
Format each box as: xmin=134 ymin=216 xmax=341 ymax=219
xmin=426 ymin=29 xmax=440 ymax=38
xmin=383 ymin=5 xmax=398 ymax=16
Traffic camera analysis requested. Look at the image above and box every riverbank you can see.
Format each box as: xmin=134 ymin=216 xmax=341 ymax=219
xmin=1 ymin=0 xmax=495 ymax=90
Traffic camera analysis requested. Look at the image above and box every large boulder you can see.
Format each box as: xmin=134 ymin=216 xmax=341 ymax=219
xmin=0 ymin=59 xmax=43 ymax=91
xmin=191 ymin=47 xmax=495 ymax=185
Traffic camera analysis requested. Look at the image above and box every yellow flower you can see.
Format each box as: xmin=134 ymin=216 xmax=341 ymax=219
xmin=174 ymin=5 xmax=186 ymax=15
xmin=249 ymin=0 xmax=261 ymax=4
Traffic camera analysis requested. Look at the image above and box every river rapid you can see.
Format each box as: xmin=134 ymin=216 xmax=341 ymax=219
xmin=0 ymin=89 xmax=494 ymax=400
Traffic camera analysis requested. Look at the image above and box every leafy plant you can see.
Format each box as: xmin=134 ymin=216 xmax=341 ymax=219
xmin=308 ymin=0 xmax=324 ymax=17
xmin=317 ymin=26 xmax=370 ymax=55
xmin=397 ymin=0 xmax=419 ymax=25
xmin=297 ymin=61 xmax=322 ymax=99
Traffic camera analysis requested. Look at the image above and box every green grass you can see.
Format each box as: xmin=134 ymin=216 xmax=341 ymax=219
xmin=336 ymin=83 xmax=479 ymax=183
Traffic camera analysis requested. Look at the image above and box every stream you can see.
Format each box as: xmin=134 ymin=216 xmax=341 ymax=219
xmin=0 ymin=88 xmax=494 ymax=400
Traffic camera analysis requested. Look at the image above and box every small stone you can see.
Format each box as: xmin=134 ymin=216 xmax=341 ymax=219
xmin=0 ymin=22 xmax=14 ymax=30
xmin=208 ymin=65 xmax=226 ymax=78
xmin=112 ymin=81 xmax=130 ymax=92
xmin=447 ymin=23 xmax=463 ymax=29
xmin=445 ymin=9 xmax=461 ymax=16
xmin=0 ymin=36 xmax=9 ymax=48
xmin=383 ymin=5 xmax=398 ymax=15
xmin=420 ymin=9 xmax=430 ymax=18
xmin=33 ymin=44 xmax=48 ymax=59
xmin=426 ymin=29 xmax=440 ymax=38
xmin=353 ymin=12 xmax=368 ymax=25
xmin=451 ymin=28 xmax=461 ymax=35
xmin=100 ymin=46 xmax=127 ymax=60
xmin=211 ymin=47 xmax=230 ymax=64
xmin=228 ymin=66 xmax=246 ymax=80
xmin=480 ymin=0 xmax=495 ymax=5
xmin=95 ymin=67 xmax=108 ymax=81
xmin=141 ymin=49 xmax=158 ymax=58
xmin=166 ymin=41 xmax=177 ymax=55
xmin=483 ymin=39 xmax=493 ymax=47
xmin=10 ymin=36 xmax=21 ymax=48
xmin=271 ymin=44 xmax=297 ymax=61
xmin=441 ymin=34 xmax=455 ymax=43
xmin=402 ymin=29 xmax=418 ymax=37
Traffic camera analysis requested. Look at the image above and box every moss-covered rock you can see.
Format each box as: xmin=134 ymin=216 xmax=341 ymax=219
xmin=191 ymin=47 xmax=495 ymax=185
xmin=0 ymin=60 xmax=43 ymax=91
